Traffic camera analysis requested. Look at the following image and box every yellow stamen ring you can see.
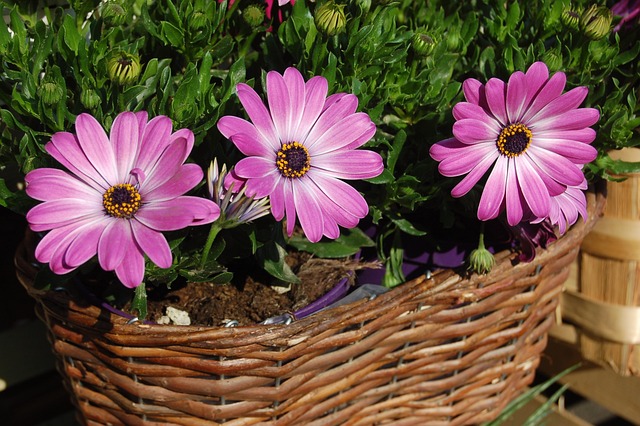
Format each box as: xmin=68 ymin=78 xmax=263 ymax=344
xmin=103 ymin=183 xmax=141 ymax=218
xmin=496 ymin=123 xmax=532 ymax=158
xmin=276 ymin=141 xmax=311 ymax=178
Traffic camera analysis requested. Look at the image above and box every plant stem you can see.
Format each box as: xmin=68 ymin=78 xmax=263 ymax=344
xmin=200 ymin=221 xmax=222 ymax=269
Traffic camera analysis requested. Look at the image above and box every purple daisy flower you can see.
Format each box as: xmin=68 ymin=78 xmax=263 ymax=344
xmin=535 ymin=177 xmax=589 ymax=235
xmin=217 ymin=67 xmax=383 ymax=243
xmin=25 ymin=112 xmax=220 ymax=288
xmin=430 ymin=61 xmax=599 ymax=227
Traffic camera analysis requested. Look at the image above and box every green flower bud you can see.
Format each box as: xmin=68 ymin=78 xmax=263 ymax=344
xmin=580 ymin=5 xmax=612 ymax=40
xmin=541 ymin=49 xmax=563 ymax=72
xmin=38 ymin=80 xmax=64 ymax=105
xmin=445 ymin=29 xmax=461 ymax=51
xmin=468 ymin=245 xmax=495 ymax=275
xmin=315 ymin=1 xmax=347 ymax=37
xmin=189 ymin=11 xmax=210 ymax=32
xmin=411 ymin=32 xmax=436 ymax=58
xmin=468 ymin=232 xmax=495 ymax=275
xmin=101 ymin=1 xmax=128 ymax=26
xmin=107 ymin=52 xmax=141 ymax=86
xmin=243 ymin=4 xmax=265 ymax=28
xmin=561 ymin=8 xmax=581 ymax=30
xmin=81 ymin=89 xmax=101 ymax=110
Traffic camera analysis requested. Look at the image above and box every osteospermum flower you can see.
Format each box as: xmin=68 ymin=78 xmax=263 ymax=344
xmin=207 ymin=158 xmax=271 ymax=225
xmin=26 ymin=112 xmax=220 ymax=288
xmin=217 ymin=67 xmax=383 ymax=242
xmin=537 ymin=178 xmax=589 ymax=235
xmin=429 ymin=61 xmax=599 ymax=227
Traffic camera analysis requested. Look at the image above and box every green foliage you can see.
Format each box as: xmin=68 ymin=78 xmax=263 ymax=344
xmin=1 ymin=0 xmax=639 ymax=290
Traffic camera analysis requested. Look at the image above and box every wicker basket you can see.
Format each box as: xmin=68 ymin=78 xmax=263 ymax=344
xmin=14 ymin=190 xmax=605 ymax=426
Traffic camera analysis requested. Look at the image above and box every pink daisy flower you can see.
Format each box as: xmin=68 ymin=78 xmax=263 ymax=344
xmin=217 ymin=67 xmax=383 ymax=243
xmin=25 ymin=112 xmax=220 ymax=288
xmin=429 ymin=61 xmax=599 ymax=227
xmin=537 ymin=178 xmax=589 ymax=235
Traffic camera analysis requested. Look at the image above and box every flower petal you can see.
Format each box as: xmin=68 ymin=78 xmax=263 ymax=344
xmin=135 ymin=115 xmax=173 ymax=172
xmin=282 ymin=67 xmax=307 ymax=142
xmin=526 ymin=146 xmax=588 ymax=186
xmin=110 ymin=112 xmax=141 ymax=182
xmin=451 ymin=153 xmax=498 ymax=197
xmin=462 ymin=78 xmax=483 ymax=104
xmin=533 ymin=107 xmax=600 ymax=131
xmin=46 ymin=132 xmax=108 ymax=190
xmin=142 ymin=136 xmax=190 ymax=192
xmin=516 ymin=156 xmax=551 ymax=220
xmin=27 ymin=199 xmax=103 ymax=232
xmin=523 ymin=62 xmax=549 ymax=108
xmin=522 ymin=71 xmax=566 ymax=123
xmin=235 ymin=156 xmax=278 ymax=179
xmin=307 ymin=173 xmax=369 ymax=220
xmin=506 ymin=71 xmax=527 ymax=123
xmin=312 ymin=150 xmax=384 ymax=180
xmin=64 ymin=220 xmax=107 ymax=268
xmin=533 ymin=137 xmax=598 ymax=163
xmin=308 ymin=112 xmax=376 ymax=154
xmin=132 ymin=221 xmax=172 ymax=268
xmin=98 ymin=219 xmax=131 ymax=270
xmin=229 ymin=132 xmax=274 ymax=157
xmin=114 ymin=238 xmax=145 ymax=288
xmin=452 ymin=119 xmax=498 ymax=144
xmin=292 ymin=178 xmax=324 ymax=242
xmin=25 ymin=168 xmax=100 ymax=201
xmin=484 ymin=78 xmax=508 ymax=125
xmin=436 ymin=142 xmax=496 ymax=176
xmin=302 ymin=94 xmax=359 ymax=148
xmin=133 ymin=201 xmax=193 ymax=231
xmin=529 ymin=86 xmax=589 ymax=123
xmin=75 ymin=113 xmax=118 ymax=184
xmin=218 ymin=116 xmax=273 ymax=156
xmin=478 ymin=157 xmax=508 ymax=220
xmin=237 ymin=83 xmax=280 ymax=151
xmin=143 ymin=163 xmax=204 ymax=202
xmin=295 ymin=75 xmax=328 ymax=141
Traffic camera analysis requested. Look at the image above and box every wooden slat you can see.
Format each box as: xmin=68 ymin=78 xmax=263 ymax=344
xmin=540 ymin=332 xmax=640 ymax=425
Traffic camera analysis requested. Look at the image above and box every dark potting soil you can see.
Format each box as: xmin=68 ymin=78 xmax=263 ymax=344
xmin=140 ymin=253 xmax=377 ymax=326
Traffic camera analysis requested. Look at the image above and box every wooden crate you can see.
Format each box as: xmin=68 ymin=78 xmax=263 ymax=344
xmin=560 ymin=147 xmax=640 ymax=376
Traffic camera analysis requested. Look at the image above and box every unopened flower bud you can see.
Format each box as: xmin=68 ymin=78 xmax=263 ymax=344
xmin=38 ymin=80 xmax=64 ymax=105
xmin=580 ymin=5 xmax=612 ymax=40
xmin=81 ymin=89 xmax=101 ymax=109
xmin=101 ymin=1 xmax=128 ymax=26
xmin=315 ymin=1 xmax=347 ymax=37
xmin=411 ymin=32 xmax=436 ymax=58
xmin=468 ymin=232 xmax=495 ymax=275
xmin=189 ymin=11 xmax=210 ymax=32
xmin=107 ymin=52 xmax=141 ymax=85
xmin=541 ymin=49 xmax=563 ymax=72
xmin=468 ymin=245 xmax=495 ymax=275
xmin=561 ymin=8 xmax=581 ymax=30
xmin=243 ymin=4 xmax=265 ymax=28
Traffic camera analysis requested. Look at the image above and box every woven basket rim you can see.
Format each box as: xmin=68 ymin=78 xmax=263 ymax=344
xmin=15 ymin=187 xmax=606 ymax=341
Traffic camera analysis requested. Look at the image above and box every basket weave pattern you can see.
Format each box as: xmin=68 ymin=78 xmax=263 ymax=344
xmin=15 ymin=192 xmax=606 ymax=426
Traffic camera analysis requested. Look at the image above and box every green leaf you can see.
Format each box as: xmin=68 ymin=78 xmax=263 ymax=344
xmin=61 ymin=14 xmax=82 ymax=54
xmin=0 ymin=9 xmax=12 ymax=54
xmin=288 ymin=228 xmax=375 ymax=258
xmin=159 ymin=21 xmax=184 ymax=48
xmin=257 ymin=239 xmax=300 ymax=284
xmin=390 ymin=216 xmax=426 ymax=236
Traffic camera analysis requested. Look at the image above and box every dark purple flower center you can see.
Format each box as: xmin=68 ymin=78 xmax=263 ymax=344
xmin=103 ymin=183 xmax=141 ymax=218
xmin=276 ymin=141 xmax=311 ymax=178
xmin=496 ymin=123 xmax=532 ymax=157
